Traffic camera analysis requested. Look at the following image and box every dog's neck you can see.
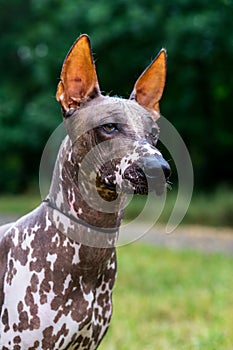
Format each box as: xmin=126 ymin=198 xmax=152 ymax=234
xmin=48 ymin=136 xmax=125 ymax=232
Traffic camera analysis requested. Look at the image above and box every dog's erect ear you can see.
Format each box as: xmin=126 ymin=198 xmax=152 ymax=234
xmin=130 ymin=49 xmax=166 ymax=114
xmin=56 ymin=34 xmax=100 ymax=112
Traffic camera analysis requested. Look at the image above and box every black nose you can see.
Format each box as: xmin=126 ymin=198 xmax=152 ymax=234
xmin=143 ymin=156 xmax=171 ymax=180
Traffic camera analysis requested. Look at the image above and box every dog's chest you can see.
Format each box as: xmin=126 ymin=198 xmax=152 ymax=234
xmin=0 ymin=208 xmax=116 ymax=349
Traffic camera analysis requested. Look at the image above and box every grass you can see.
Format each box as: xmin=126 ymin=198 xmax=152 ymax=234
xmin=99 ymin=244 xmax=233 ymax=350
xmin=0 ymin=191 xmax=232 ymax=348
xmin=0 ymin=193 xmax=41 ymax=215
xmin=0 ymin=186 xmax=232 ymax=227
xmin=124 ymin=186 xmax=233 ymax=227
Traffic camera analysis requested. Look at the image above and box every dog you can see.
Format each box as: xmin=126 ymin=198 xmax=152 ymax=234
xmin=0 ymin=34 xmax=170 ymax=349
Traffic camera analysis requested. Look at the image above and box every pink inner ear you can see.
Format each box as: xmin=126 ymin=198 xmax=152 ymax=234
xmin=130 ymin=49 xmax=166 ymax=112
xmin=56 ymin=34 xmax=100 ymax=111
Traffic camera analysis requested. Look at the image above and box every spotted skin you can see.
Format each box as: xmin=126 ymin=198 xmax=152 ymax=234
xmin=0 ymin=204 xmax=116 ymax=349
xmin=0 ymin=37 xmax=170 ymax=348
xmin=0 ymin=96 xmax=170 ymax=349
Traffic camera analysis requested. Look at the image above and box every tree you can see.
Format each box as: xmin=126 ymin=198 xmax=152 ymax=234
xmin=0 ymin=0 xmax=232 ymax=192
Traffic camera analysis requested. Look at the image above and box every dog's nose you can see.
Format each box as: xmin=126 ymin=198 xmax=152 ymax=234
xmin=143 ymin=156 xmax=171 ymax=181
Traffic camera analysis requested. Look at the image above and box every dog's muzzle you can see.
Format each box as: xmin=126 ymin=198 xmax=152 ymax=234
xmin=142 ymin=155 xmax=171 ymax=181
xmin=141 ymin=155 xmax=171 ymax=194
xmin=122 ymin=154 xmax=171 ymax=195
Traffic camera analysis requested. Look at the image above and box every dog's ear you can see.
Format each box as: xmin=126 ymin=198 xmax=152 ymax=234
xmin=56 ymin=34 xmax=100 ymax=112
xmin=130 ymin=49 xmax=166 ymax=114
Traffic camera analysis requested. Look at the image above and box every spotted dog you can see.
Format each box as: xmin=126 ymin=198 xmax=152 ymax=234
xmin=0 ymin=35 xmax=170 ymax=349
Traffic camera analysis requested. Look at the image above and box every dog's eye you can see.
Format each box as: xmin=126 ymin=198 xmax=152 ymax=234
xmin=102 ymin=123 xmax=118 ymax=134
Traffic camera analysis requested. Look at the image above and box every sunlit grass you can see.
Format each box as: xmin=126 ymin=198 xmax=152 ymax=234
xmin=99 ymin=244 xmax=233 ymax=350
xmin=0 ymin=193 xmax=40 ymax=215
xmin=0 ymin=192 xmax=232 ymax=348
xmin=0 ymin=186 xmax=232 ymax=227
xmin=124 ymin=186 xmax=233 ymax=227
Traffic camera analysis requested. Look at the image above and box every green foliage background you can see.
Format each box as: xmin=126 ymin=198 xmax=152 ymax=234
xmin=0 ymin=0 xmax=232 ymax=192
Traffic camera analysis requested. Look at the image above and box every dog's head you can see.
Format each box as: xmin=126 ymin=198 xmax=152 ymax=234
xmin=56 ymin=35 xmax=170 ymax=200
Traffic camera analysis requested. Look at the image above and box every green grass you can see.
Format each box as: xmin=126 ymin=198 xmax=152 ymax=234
xmin=99 ymin=244 xmax=233 ymax=350
xmin=0 ymin=193 xmax=41 ymax=215
xmin=0 ymin=192 xmax=232 ymax=348
xmin=124 ymin=186 xmax=233 ymax=227
xmin=0 ymin=186 xmax=232 ymax=227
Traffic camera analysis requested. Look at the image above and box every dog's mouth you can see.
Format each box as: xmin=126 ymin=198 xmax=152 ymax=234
xmin=97 ymin=158 xmax=170 ymax=198
xmin=120 ymin=165 xmax=167 ymax=196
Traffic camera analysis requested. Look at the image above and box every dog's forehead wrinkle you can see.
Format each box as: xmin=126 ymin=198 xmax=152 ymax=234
xmin=64 ymin=97 xmax=153 ymax=142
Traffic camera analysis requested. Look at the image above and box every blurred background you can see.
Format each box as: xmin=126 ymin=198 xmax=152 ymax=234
xmin=0 ymin=0 xmax=232 ymax=226
xmin=0 ymin=2 xmax=233 ymax=348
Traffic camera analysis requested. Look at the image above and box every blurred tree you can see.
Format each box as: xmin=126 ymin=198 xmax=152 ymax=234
xmin=0 ymin=0 xmax=232 ymax=192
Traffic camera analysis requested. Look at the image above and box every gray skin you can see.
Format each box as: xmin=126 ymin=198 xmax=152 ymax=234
xmin=0 ymin=95 xmax=170 ymax=349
